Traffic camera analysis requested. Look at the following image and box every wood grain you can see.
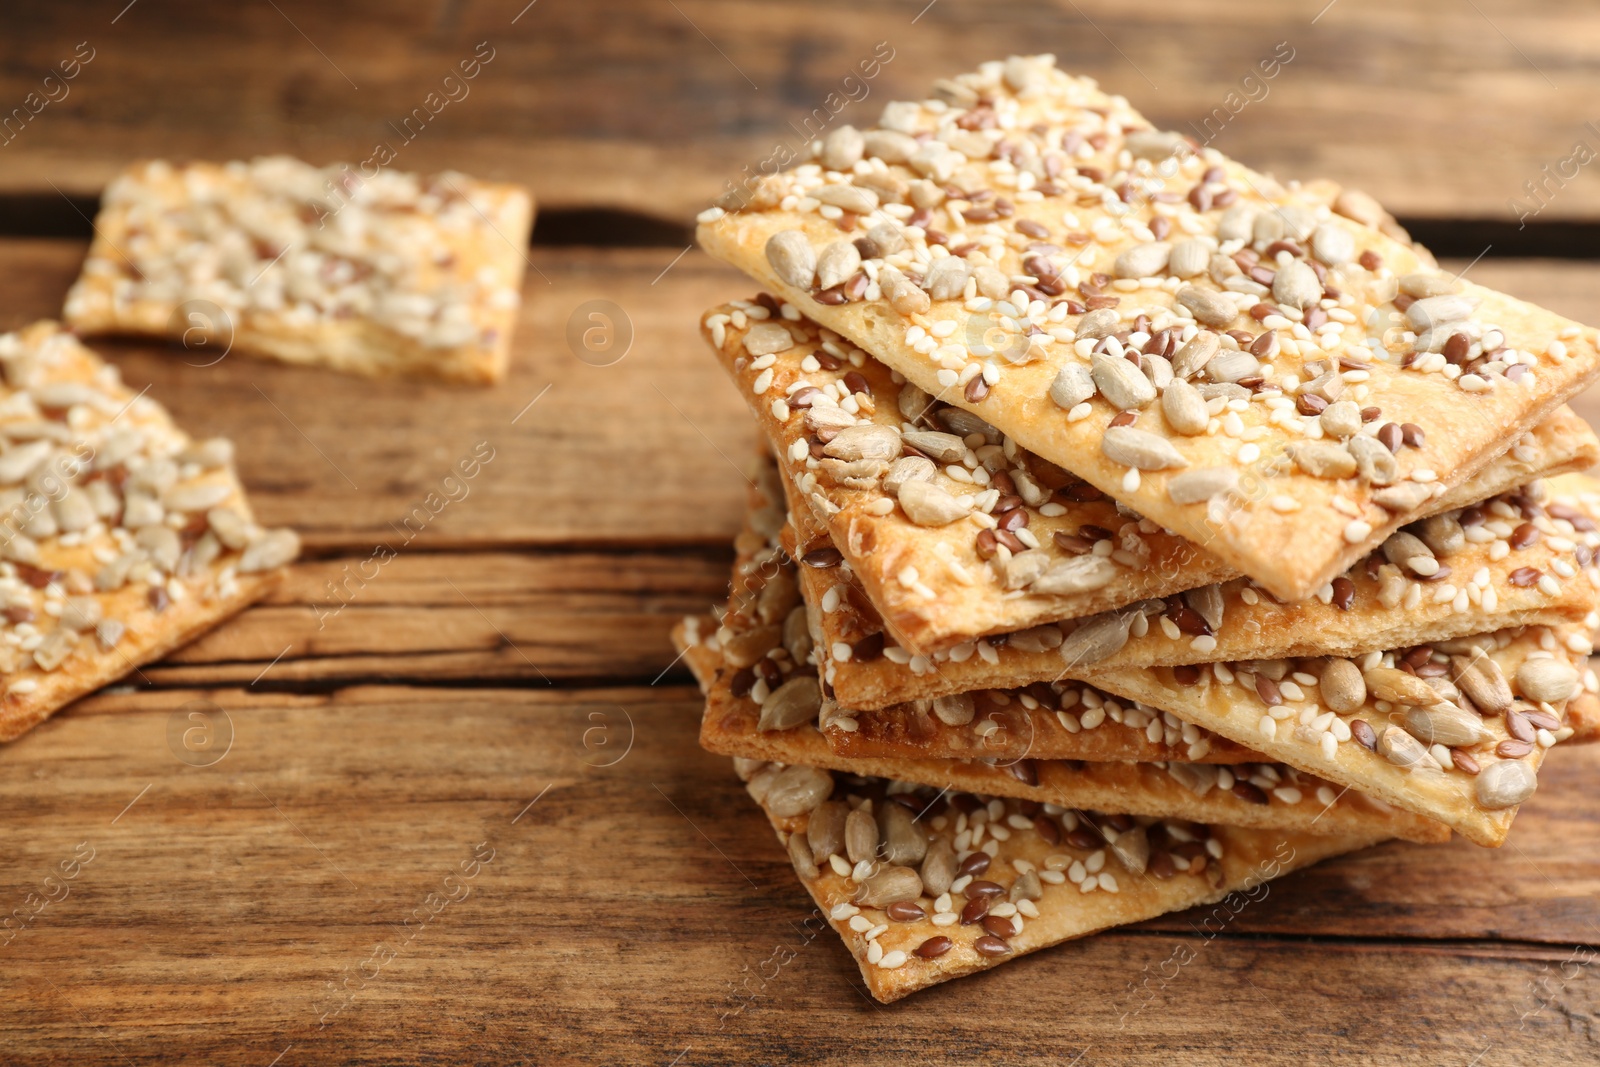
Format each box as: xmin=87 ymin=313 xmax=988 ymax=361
xmin=0 ymin=686 xmax=1596 ymax=1065
xmin=1 ymin=1 xmax=1599 ymax=223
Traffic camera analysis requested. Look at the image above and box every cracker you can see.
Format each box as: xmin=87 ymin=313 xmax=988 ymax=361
xmin=696 ymin=54 xmax=1600 ymax=601
xmin=1084 ymin=624 xmax=1598 ymax=847
xmin=737 ymin=758 xmax=1385 ymax=1002
xmin=707 ymin=303 xmax=1599 ymax=659
xmin=0 ymin=322 xmax=298 ymax=741
xmin=792 ymin=465 xmax=1600 ymax=711
xmin=64 ymin=157 xmax=533 ymax=384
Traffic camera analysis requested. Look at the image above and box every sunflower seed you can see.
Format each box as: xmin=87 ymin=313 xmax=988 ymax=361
xmin=1205 ymin=349 xmax=1260 ymax=384
xmin=1008 ymin=625 xmax=1064 ymax=653
xmin=759 ymin=676 xmax=823 ymax=732
xmin=925 ymin=257 xmax=970 ymax=300
xmin=32 ymin=630 xmax=74 ymax=672
xmin=1168 ymin=238 xmax=1212 ymax=279
xmin=1377 ymin=725 xmax=1442 ymax=771
xmin=1403 ymin=704 xmax=1491 ymax=747
xmin=1058 ymin=611 xmax=1135 ymax=668
xmin=766 ymin=765 xmax=834 ymax=817
xmin=1272 ymin=260 xmax=1322 ymax=310
xmin=845 ymin=808 xmax=880 ymax=862
xmin=1003 ymin=549 xmax=1051 ymax=590
xmin=1321 ymin=658 xmax=1368 ymax=713
xmin=1373 ymin=482 xmax=1432 ymax=513
xmin=1108 ymin=825 xmax=1150 ymax=875
xmin=783 ymin=829 xmax=819 ymax=879
xmin=938 ymin=408 xmax=1000 ymax=440
xmin=901 ymin=430 xmax=967 ymax=463
xmin=1049 ymin=363 xmax=1098 ymax=409
xmin=1184 ymin=585 xmax=1225 ymax=631
xmin=1516 ymin=659 xmax=1579 ymax=703
xmin=821 ymin=125 xmax=865 ymax=170
xmin=1218 ymin=205 xmax=1257 ymax=242
xmin=1420 ymin=514 xmax=1466 ymax=555
xmin=883 ymin=455 xmax=936 ymax=495
xmin=1170 ymin=330 xmax=1220 ymax=379
xmin=1032 ymin=554 xmax=1119 ymax=595
xmin=819 ymin=458 xmax=887 ymax=489
xmin=814 ymin=183 xmax=879 ymax=214
xmin=864 ymin=129 xmax=919 ymax=163
xmin=1280 ymin=205 xmax=1317 ymax=241
xmin=1451 ymin=651 xmax=1512 ymax=715
xmin=1114 ymin=241 xmax=1170 ymax=279
xmin=973 ymin=264 xmax=1010 ymax=299
xmin=816 ymin=240 xmax=862 ymax=290
xmin=1176 ymin=286 xmax=1237 ymax=328
xmin=1382 ymin=532 xmax=1435 ymax=576
xmin=808 ymin=800 xmax=848 ymax=863
xmin=1288 ymin=440 xmax=1358 ymax=479
xmin=0 ymin=441 xmax=51 ymax=485
xmin=1347 ymin=435 xmax=1398 ymax=485
xmin=1475 ymin=760 xmax=1537 ymax=810
xmin=879 ymin=803 xmax=928 ymax=866
xmin=1311 ymin=224 xmax=1356 ymax=266
xmin=854 ymin=865 xmax=923 ymax=908
xmin=932 ymin=693 xmax=976 ymax=726
xmin=1092 ymin=351 xmax=1157 ymax=410
xmin=1405 ymin=295 xmax=1477 ymax=331
xmin=1125 ymin=129 xmax=1187 ymax=162
xmin=852 ymin=223 xmax=903 ymax=262
xmin=824 ymin=424 xmax=901 ymax=463
xmin=1318 ymin=401 xmax=1362 ymax=439
xmin=1102 ymin=426 xmax=1188 ymax=470
xmin=1167 ymin=761 xmax=1219 ymax=796
xmin=1334 ymin=188 xmax=1385 ymax=228
xmin=722 ymin=624 xmax=781 ymax=669
xmin=1011 ymin=868 xmax=1044 ymax=902
xmin=1253 ymin=212 xmax=1285 ymax=245
xmin=765 ymin=230 xmax=816 ymax=289
xmin=804 ymin=404 xmax=857 ymax=441
xmin=239 ymin=528 xmax=300 ymax=573
xmin=741 ymin=322 xmax=793 ymax=357
xmin=896 ymin=382 xmax=932 ymax=423
xmin=921 ymin=839 xmax=958 ymax=896
xmin=783 ymin=605 xmax=812 ymax=666
xmin=1399 ymin=272 xmax=1460 ymax=299
xmin=1075 ymin=308 xmax=1121 ymax=341
xmin=1364 ymin=666 xmax=1445 ymax=706
xmin=1208 ymin=255 xmax=1239 ymax=285
xmin=878 ymin=264 xmax=931 ymax=315
xmin=1158 ymin=379 xmax=1214 ymax=438
xmin=1166 ymin=467 xmax=1239 ymax=504
xmin=897 ymin=479 xmax=968 ymax=526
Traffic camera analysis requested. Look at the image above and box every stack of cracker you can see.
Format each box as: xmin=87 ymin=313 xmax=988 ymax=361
xmin=673 ymin=55 xmax=1600 ymax=1002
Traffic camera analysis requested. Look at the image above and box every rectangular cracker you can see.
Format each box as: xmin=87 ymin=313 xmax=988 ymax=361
xmin=706 ymin=301 xmax=1599 ymax=659
xmin=739 ymin=758 xmax=1385 ymax=1002
xmin=684 ymin=613 xmax=1443 ymax=842
xmin=64 ymin=157 xmax=534 ymax=384
xmin=696 ymin=54 xmax=1600 ymax=601
xmin=1084 ymin=624 xmax=1597 ymax=847
xmin=0 ymin=322 xmax=299 ymax=741
xmin=792 ymin=464 xmax=1600 ymax=711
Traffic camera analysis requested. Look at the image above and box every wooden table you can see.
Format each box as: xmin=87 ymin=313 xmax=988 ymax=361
xmin=2 ymin=3 xmax=1599 ymax=1063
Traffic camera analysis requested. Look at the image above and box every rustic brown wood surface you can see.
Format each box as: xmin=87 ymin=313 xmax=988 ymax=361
xmin=1 ymin=3 xmax=1599 ymax=1063
xmin=2 ymin=0 xmax=1600 ymax=223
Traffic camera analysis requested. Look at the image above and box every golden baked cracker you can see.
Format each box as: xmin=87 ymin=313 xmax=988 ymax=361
xmin=707 ymin=303 xmax=1598 ymax=660
xmin=790 ymin=463 xmax=1600 ymax=711
xmin=697 ymin=55 xmax=1600 ymax=602
xmin=1085 ymin=624 xmax=1597 ymax=847
xmin=678 ymin=610 xmax=1447 ymax=845
xmin=738 ymin=758 xmax=1385 ymax=1002
xmin=0 ymin=322 xmax=298 ymax=741
xmin=64 ymin=158 xmax=533 ymax=384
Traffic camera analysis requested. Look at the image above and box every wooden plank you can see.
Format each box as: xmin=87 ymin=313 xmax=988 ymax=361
xmin=0 ymin=686 xmax=1595 ymax=1064
xmin=146 ymin=549 xmax=730 ymax=686
xmin=1 ymin=1 xmax=1599 ymax=223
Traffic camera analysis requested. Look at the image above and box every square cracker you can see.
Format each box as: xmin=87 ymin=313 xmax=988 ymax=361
xmin=1084 ymin=623 xmax=1598 ymax=847
xmin=737 ymin=758 xmax=1385 ymax=1002
xmin=0 ymin=322 xmax=298 ymax=742
xmin=696 ymin=54 xmax=1600 ymax=601
xmin=707 ymin=301 xmax=1599 ymax=661
xmin=789 ymin=462 xmax=1600 ymax=712
xmin=64 ymin=157 xmax=533 ymax=384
